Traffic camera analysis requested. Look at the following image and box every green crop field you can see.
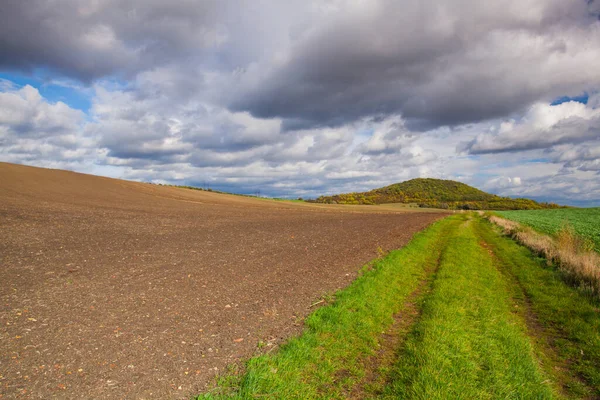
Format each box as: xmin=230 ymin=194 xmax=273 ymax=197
xmin=498 ymin=208 xmax=600 ymax=252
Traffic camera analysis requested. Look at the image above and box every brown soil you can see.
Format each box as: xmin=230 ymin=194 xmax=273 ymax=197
xmin=0 ymin=162 xmax=447 ymax=399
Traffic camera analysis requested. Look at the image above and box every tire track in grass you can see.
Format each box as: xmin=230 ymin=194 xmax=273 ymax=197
xmin=474 ymin=216 xmax=600 ymax=398
xmin=384 ymin=217 xmax=555 ymax=399
xmin=480 ymin=239 xmax=592 ymax=398
xmin=347 ymin=247 xmax=444 ymax=399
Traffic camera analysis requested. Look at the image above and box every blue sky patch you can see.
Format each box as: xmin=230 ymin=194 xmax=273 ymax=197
xmin=551 ymin=93 xmax=589 ymax=106
xmin=0 ymin=71 xmax=92 ymax=112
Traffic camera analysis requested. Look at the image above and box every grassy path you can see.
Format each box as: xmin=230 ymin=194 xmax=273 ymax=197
xmin=384 ymin=218 xmax=553 ymax=399
xmin=347 ymin=241 xmax=442 ymax=398
xmin=198 ymin=215 xmax=600 ymax=399
xmin=474 ymin=218 xmax=600 ymax=398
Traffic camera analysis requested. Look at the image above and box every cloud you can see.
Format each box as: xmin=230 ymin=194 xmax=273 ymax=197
xmin=88 ymin=77 xmax=314 ymax=168
xmin=459 ymin=100 xmax=600 ymax=154
xmin=356 ymin=117 xmax=416 ymax=155
xmin=483 ymin=176 xmax=523 ymax=191
xmin=0 ymin=85 xmax=95 ymax=167
xmin=504 ymin=170 xmax=600 ymax=204
xmin=549 ymin=141 xmax=600 ymax=171
xmin=0 ymin=0 xmax=232 ymax=81
xmin=231 ymin=0 xmax=600 ymax=129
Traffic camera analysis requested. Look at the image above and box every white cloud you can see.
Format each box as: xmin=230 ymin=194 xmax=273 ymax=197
xmin=483 ymin=176 xmax=523 ymax=191
xmin=357 ymin=116 xmax=416 ymax=155
xmin=460 ymin=100 xmax=600 ymax=154
xmin=0 ymin=84 xmax=95 ymax=169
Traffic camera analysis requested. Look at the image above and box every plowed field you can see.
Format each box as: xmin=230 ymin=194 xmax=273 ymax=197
xmin=0 ymin=162 xmax=446 ymax=399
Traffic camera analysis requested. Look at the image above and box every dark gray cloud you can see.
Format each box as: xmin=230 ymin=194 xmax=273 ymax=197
xmin=232 ymin=0 xmax=600 ymax=129
xmin=0 ymin=0 xmax=228 ymax=81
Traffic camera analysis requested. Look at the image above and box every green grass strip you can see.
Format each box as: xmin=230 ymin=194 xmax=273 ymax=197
xmin=385 ymin=218 xmax=554 ymax=399
xmin=474 ymin=217 xmax=600 ymax=397
xmin=197 ymin=215 xmax=462 ymax=399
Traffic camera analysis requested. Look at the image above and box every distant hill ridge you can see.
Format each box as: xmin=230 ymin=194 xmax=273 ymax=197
xmin=314 ymin=178 xmax=561 ymax=210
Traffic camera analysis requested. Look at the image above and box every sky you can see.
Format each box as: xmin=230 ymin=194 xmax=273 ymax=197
xmin=1 ymin=0 xmax=599 ymax=205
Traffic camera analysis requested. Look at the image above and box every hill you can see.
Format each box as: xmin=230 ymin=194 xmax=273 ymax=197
xmin=314 ymin=178 xmax=561 ymax=210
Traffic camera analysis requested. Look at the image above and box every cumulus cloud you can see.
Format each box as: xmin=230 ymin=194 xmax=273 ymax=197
xmin=483 ymin=176 xmax=523 ymax=192
xmin=549 ymin=141 xmax=600 ymax=171
xmin=356 ymin=117 xmax=416 ymax=156
xmin=88 ymin=76 xmax=360 ymax=170
xmin=503 ymin=170 xmax=600 ymax=205
xmin=460 ymin=100 xmax=600 ymax=154
xmin=0 ymin=85 xmax=94 ymax=167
